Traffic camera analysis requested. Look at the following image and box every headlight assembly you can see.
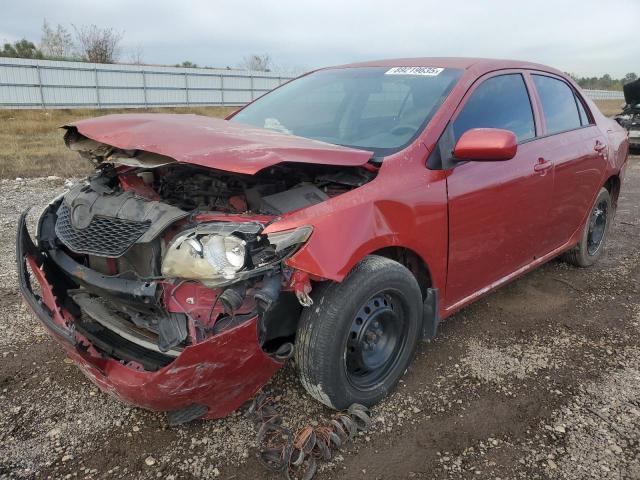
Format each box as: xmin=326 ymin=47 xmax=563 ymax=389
xmin=161 ymin=223 xmax=312 ymax=285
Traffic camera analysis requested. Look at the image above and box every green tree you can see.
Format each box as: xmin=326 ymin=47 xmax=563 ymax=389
xmin=623 ymin=72 xmax=638 ymax=84
xmin=0 ymin=39 xmax=43 ymax=58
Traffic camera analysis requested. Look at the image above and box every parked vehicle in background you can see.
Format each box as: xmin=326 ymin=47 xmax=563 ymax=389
xmin=17 ymin=58 xmax=629 ymax=424
xmin=615 ymin=79 xmax=640 ymax=149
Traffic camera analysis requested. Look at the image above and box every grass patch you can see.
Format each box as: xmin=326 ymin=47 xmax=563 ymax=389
xmin=0 ymin=107 xmax=234 ymax=178
xmin=593 ymin=99 xmax=625 ymax=117
xmin=0 ymin=100 xmax=625 ymax=179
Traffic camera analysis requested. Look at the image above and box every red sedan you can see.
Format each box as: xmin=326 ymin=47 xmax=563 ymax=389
xmin=17 ymin=58 xmax=629 ymax=424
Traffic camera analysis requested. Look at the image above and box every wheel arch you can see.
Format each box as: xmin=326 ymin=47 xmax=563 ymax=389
xmin=369 ymin=246 xmax=432 ymax=299
xmin=603 ymin=174 xmax=621 ymax=211
xmin=287 ymin=234 xmax=436 ymax=295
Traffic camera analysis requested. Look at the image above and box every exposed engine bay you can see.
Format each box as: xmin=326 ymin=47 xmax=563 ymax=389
xmin=154 ymin=162 xmax=374 ymax=214
xmin=65 ymin=125 xmax=375 ymax=215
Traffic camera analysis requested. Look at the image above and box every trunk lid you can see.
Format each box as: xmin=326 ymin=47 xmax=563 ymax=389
xmin=65 ymin=114 xmax=373 ymax=175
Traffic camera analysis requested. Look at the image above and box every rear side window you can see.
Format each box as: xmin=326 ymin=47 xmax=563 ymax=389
xmin=575 ymin=94 xmax=591 ymax=126
xmin=453 ymin=74 xmax=535 ymax=143
xmin=532 ymin=75 xmax=582 ymax=134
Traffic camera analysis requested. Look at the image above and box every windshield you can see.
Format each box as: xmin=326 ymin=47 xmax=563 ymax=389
xmin=231 ymin=66 xmax=462 ymax=157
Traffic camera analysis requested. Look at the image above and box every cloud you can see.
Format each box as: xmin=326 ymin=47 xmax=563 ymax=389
xmin=2 ymin=0 xmax=639 ymax=76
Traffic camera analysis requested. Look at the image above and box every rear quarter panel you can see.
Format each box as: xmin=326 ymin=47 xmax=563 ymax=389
xmin=580 ymin=91 xmax=629 ymax=174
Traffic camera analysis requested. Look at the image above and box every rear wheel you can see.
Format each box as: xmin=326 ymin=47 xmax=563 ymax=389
xmin=562 ymin=187 xmax=611 ymax=267
xmin=294 ymin=255 xmax=422 ymax=410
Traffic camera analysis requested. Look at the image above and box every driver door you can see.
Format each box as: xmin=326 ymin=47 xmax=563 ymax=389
xmin=443 ymin=72 xmax=554 ymax=309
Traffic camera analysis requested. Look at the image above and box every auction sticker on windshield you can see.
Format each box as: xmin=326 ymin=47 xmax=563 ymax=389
xmin=385 ymin=67 xmax=444 ymax=76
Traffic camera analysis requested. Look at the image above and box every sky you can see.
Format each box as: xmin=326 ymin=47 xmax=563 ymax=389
xmin=1 ymin=0 xmax=639 ymax=78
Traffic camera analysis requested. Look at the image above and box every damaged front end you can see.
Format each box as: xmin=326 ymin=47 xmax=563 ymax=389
xmin=616 ymin=79 xmax=640 ymax=148
xmin=17 ymin=118 xmax=375 ymax=422
xmin=615 ymin=109 xmax=640 ymax=148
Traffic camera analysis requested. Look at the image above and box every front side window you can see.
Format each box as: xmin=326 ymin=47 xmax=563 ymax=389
xmin=532 ymin=75 xmax=582 ymax=134
xmin=231 ymin=67 xmax=462 ymax=157
xmin=453 ymin=74 xmax=536 ymax=143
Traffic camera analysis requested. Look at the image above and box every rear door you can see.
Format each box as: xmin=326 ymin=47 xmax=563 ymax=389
xmin=529 ymin=73 xmax=607 ymax=247
xmin=442 ymin=72 xmax=554 ymax=309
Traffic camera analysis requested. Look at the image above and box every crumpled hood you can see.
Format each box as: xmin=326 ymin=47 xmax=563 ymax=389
xmin=623 ymin=79 xmax=640 ymax=107
xmin=64 ymin=114 xmax=373 ymax=175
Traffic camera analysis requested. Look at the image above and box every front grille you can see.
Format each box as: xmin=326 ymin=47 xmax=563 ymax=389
xmin=55 ymin=203 xmax=150 ymax=257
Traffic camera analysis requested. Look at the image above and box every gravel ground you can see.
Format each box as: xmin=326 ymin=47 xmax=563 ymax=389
xmin=1 ymin=155 xmax=639 ymax=480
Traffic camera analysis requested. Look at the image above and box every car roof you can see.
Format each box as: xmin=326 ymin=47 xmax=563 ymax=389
xmin=327 ymin=57 xmax=564 ymax=77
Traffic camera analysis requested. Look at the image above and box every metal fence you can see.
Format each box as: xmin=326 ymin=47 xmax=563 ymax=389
xmin=0 ymin=57 xmax=626 ymax=108
xmin=0 ymin=57 xmax=294 ymax=109
xmin=582 ymin=89 xmax=625 ymax=101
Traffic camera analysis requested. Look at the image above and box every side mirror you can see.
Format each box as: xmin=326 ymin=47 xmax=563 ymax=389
xmin=453 ymin=128 xmax=517 ymax=161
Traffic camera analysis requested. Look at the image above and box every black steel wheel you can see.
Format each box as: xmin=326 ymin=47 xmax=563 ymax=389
xmin=562 ymin=187 xmax=612 ymax=267
xmin=295 ymin=255 xmax=423 ymax=410
xmin=344 ymin=293 xmax=409 ymax=390
xmin=586 ymin=197 xmax=608 ymax=256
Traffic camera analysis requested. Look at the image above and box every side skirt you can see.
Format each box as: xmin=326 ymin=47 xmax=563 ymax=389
xmin=443 ymin=238 xmax=579 ymax=316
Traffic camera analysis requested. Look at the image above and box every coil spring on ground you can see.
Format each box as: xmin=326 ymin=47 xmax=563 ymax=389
xmin=246 ymin=392 xmax=372 ymax=480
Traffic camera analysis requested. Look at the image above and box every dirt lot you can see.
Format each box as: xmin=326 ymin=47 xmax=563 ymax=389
xmin=1 ymin=151 xmax=639 ymax=479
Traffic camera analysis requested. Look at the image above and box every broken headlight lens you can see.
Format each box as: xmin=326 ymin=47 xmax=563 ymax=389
xmin=161 ymin=223 xmax=312 ymax=283
xmin=203 ymin=234 xmax=246 ymax=275
xmin=162 ymin=230 xmax=249 ymax=281
xmin=264 ymin=226 xmax=313 ymax=254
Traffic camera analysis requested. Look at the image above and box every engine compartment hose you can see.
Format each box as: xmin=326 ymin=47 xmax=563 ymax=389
xmin=219 ymin=282 xmax=247 ymax=314
xmin=254 ymin=274 xmax=282 ymax=312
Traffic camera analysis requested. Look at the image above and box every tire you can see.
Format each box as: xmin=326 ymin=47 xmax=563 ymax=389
xmin=562 ymin=187 xmax=612 ymax=267
xmin=294 ymin=255 xmax=423 ymax=410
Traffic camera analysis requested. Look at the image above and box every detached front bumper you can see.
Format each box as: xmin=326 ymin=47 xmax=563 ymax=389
xmin=16 ymin=213 xmax=282 ymax=420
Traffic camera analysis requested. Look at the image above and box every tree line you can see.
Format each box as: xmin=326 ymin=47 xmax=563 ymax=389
xmin=1 ymin=21 xmax=124 ymax=64
xmin=0 ymin=20 xmax=281 ymax=73
xmin=569 ymin=73 xmax=638 ymax=91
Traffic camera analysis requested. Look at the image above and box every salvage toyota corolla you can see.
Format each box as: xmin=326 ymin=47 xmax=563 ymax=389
xmin=17 ymin=58 xmax=629 ymax=424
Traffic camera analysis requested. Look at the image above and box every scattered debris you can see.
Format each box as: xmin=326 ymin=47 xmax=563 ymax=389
xmin=246 ymin=393 xmax=372 ymax=479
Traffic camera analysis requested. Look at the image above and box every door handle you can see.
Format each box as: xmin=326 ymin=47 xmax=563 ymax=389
xmin=534 ymin=158 xmax=552 ymax=173
xmin=594 ymin=141 xmax=607 ymax=152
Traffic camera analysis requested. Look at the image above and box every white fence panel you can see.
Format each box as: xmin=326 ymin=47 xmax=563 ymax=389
xmin=0 ymin=57 xmax=294 ymax=108
xmin=583 ymin=89 xmax=625 ymax=101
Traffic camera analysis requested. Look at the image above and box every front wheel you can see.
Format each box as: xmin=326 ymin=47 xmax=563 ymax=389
xmin=294 ymin=255 xmax=423 ymax=410
xmin=562 ymin=187 xmax=612 ymax=267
